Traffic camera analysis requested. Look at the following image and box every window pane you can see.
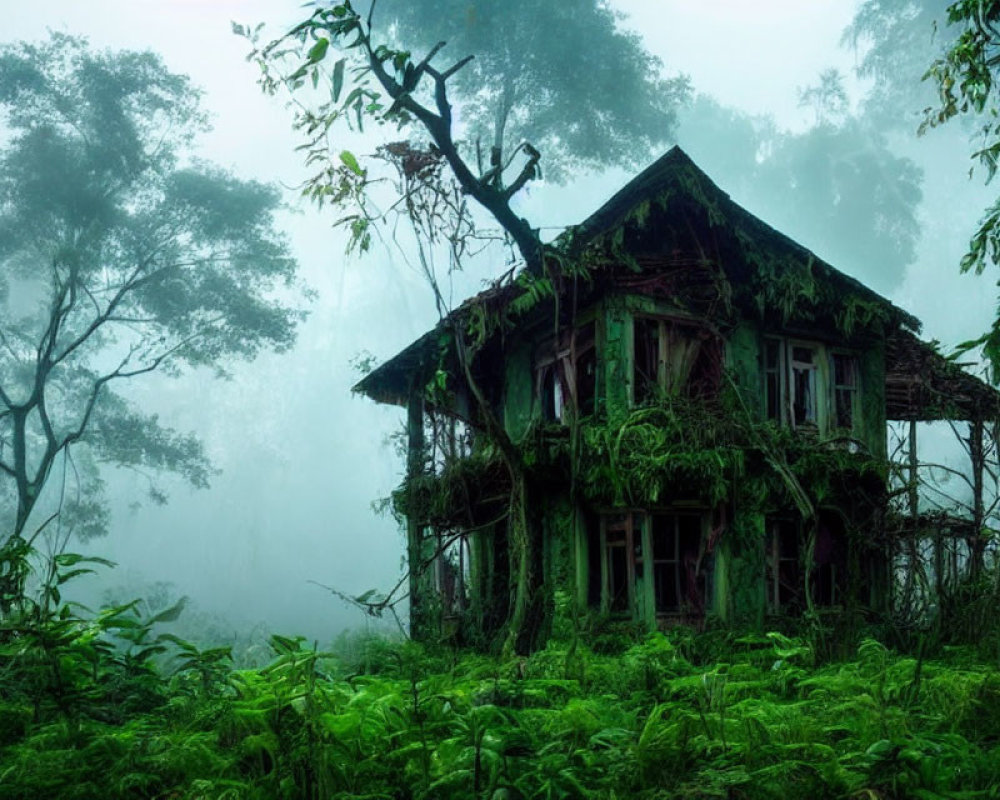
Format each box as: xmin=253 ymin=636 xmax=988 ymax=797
xmin=539 ymin=364 xmax=562 ymax=421
xmin=577 ymin=346 xmax=597 ymax=416
xmin=835 ymin=388 xmax=853 ymax=428
xmin=765 ymin=339 xmax=780 ymax=370
xmin=833 ymin=353 xmax=857 ymax=387
xmin=652 ymin=513 xmax=702 ymax=613
xmin=608 ymin=541 xmax=629 ymax=612
xmin=792 ymin=346 xmax=814 ymax=364
xmin=633 ymin=318 xmax=659 ymax=405
xmin=767 ymin=519 xmax=802 ymax=613
xmin=766 ymin=372 xmax=781 ymax=421
xmin=792 ymin=365 xmax=816 ymax=425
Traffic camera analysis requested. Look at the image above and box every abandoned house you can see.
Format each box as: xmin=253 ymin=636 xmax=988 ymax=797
xmin=354 ymin=147 xmax=1000 ymax=646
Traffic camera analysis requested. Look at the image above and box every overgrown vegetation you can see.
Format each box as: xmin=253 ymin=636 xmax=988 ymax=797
xmin=4 ymin=552 xmax=1000 ymax=799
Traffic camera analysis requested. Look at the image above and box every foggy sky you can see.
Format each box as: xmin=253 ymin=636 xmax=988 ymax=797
xmin=2 ymin=1 xmax=993 ymax=641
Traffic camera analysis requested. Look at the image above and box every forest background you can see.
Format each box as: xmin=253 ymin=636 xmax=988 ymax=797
xmin=0 ymin=0 xmax=993 ymax=647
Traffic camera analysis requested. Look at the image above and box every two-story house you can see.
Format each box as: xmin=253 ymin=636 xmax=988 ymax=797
xmin=354 ymin=147 xmax=999 ymax=646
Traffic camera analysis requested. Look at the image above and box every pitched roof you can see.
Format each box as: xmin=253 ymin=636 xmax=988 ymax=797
xmin=571 ymin=146 xmax=919 ymax=330
xmin=353 ymin=147 xmax=955 ymax=408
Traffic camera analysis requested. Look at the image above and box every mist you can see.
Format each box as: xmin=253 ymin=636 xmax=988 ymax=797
xmin=2 ymin=0 xmax=994 ymax=646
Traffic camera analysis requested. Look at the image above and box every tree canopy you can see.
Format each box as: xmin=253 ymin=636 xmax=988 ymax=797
xmin=879 ymin=0 xmax=1000 ymax=365
xmin=0 ymin=35 xmax=305 ymax=554
xmin=249 ymin=0 xmax=690 ymax=274
xmin=844 ymin=0 xmax=954 ymax=128
xmin=368 ymin=0 xmax=690 ymax=181
xmin=678 ymin=87 xmax=923 ymax=294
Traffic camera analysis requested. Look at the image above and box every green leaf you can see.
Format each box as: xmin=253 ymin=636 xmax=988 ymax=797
xmin=307 ymin=37 xmax=330 ymax=64
xmin=339 ymin=149 xmax=363 ymax=176
xmin=54 ymin=553 xmax=116 ymax=569
xmin=148 ymin=595 xmax=188 ymax=625
xmin=157 ymin=632 xmax=199 ymax=654
xmin=332 ymin=58 xmax=346 ymax=102
xmin=56 ymin=568 xmax=98 ymax=585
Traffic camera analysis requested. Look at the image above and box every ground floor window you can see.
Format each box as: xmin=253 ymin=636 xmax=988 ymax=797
xmin=433 ymin=529 xmax=471 ymax=618
xmin=591 ymin=510 xmax=708 ymax=616
xmin=651 ymin=513 xmax=704 ymax=613
xmin=765 ymin=513 xmax=847 ymax=612
xmin=767 ymin=518 xmax=803 ymax=612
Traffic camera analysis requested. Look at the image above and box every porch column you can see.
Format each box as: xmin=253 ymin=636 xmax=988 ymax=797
xmin=406 ymin=382 xmax=428 ymax=638
xmin=969 ymin=414 xmax=986 ymax=577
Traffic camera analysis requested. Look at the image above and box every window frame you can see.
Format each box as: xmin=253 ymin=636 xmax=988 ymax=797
xmin=535 ymin=321 xmax=597 ymax=423
xmin=762 ymin=336 xmax=860 ymax=434
xmin=630 ymin=313 xmax=719 ymax=406
xmin=594 ymin=509 xmax=708 ymax=617
xmin=830 ymin=350 xmax=860 ymax=432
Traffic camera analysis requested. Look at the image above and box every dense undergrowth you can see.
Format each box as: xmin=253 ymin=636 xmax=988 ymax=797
xmin=3 ymin=561 xmax=1000 ymax=800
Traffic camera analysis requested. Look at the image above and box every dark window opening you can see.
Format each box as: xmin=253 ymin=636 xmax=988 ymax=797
xmin=832 ymin=353 xmax=858 ymax=430
xmin=767 ymin=518 xmax=802 ymax=613
xmin=633 ymin=317 xmax=660 ymax=405
xmin=790 ymin=346 xmax=817 ymax=427
xmin=651 ymin=513 xmax=703 ymax=613
xmin=813 ymin=514 xmax=847 ymax=606
xmin=633 ymin=316 xmax=719 ymax=405
xmin=576 ymin=343 xmax=598 ymax=416
xmin=765 ymin=514 xmax=847 ymax=612
xmin=604 ymin=514 xmax=635 ymax=614
xmin=764 ymin=339 xmax=783 ymax=422
xmin=535 ymin=322 xmax=597 ymax=422
xmin=586 ymin=514 xmax=602 ymax=607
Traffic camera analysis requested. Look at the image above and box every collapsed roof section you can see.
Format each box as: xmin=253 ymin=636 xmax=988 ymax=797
xmin=886 ymin=329 xmax=999 ymax=421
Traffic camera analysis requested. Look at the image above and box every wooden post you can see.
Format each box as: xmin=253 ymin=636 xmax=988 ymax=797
xmin=969 ymin=415 xmax=986 ymax=578
xmin=406 ymin=383 xmax=427 ymax=638
xmin=902 ymin=419 xmax=919 ymax=613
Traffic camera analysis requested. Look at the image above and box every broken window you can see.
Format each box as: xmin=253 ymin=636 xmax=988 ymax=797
xmin=831 ymin=353 xmax=859 ymax=430
xmin=651 ymin=513 xmax=704 ymax=613
xmin=592 ymin=511 xmax=707 ymax=617
xmin=632 ymin=316 xmax=719 ymax=405
xmin=434 ymin=529 xmax=471 ymax=618
xmin=790 ymin=345 xmax=818 ymax=427
xmin=766 ymin=518 xmax=802 ymax=613
xmin=535 ymin=322 xmax=597 ymax=422
xmin=765 ymin=513 xmax=847 ymax=612
xmin=602 ymin=512 xmax=640 ymax=613
xmin=763 ymin=338 xmax=857 ymax=432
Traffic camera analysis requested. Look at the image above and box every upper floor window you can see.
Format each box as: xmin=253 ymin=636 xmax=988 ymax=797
xmin=632 ymin=316 xmax=720 ymax=405
xmin=536 ymin=322 xmax=596 ymax=422
xmin=763 ymin=337 xmax=858 ymax=432
xmin=832 ymin=353 xmax=859 ymax=429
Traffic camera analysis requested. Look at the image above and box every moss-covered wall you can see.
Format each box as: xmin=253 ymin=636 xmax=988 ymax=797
xmin=604 ymin=297 xmax=630 ymax=421
xmin=726 ymin=322 xmax=761 ymax=418
xmin=503 ymin=340 xmax=534 ymax=442
xmin=456 ymin=288 xmax=891 ymax=644
xmin=715 ymin=512 xmax=767 ymax=627
xmin=858 ymin=339 xmax=887 ymax=460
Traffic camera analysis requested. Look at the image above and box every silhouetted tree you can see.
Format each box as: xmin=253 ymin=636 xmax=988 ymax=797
xmin=0 ymin=35 xmax=306 ymax=573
